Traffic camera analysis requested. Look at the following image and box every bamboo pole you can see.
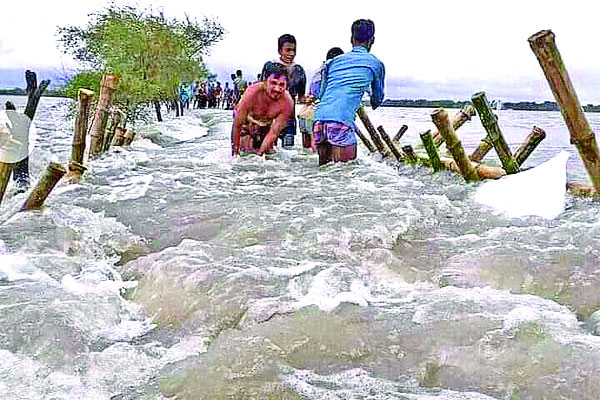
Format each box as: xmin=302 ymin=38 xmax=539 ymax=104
xmin=393 ymin=124 xmax=408 ymax=142
xmin=432 ymin=109 xmax=479 ymax=182
xmin=0 ymin=163 xmax=13 ymax=206
xmin=377 ymin=125 xmax=403 ymax=161
xmin=420 ymin=130 xmax=442 ymax=172
xmin=88 ymin=74 xmax=120 ymax=159
xmin=470 ymin=137 xmax=494 ymax=163
xmin=13 ymin=70 xmax=50 ymax=188
xmin=514 ymin=126 xmax=546 ymax=166
xmin=20 ymin=162 xmax=66 ymax=211
xmin=402 ymin=145 xmax=418 ymax=164
xmin=123 ymin=128 xmax=136 ymax=146
xmin=71 ymin=89 xmax=94 ymax=165
xmin=357 ymin=106 xmax=388 ymax=156
xmin=102 ymin=108 xmax=123 ymax=153
xmin=112 ymin=127 xmax=126 ymax=147
xmin=356 ymin=129 xmax=377 ymax=153
xmin=440 ymin=157 xmax=506 ymax=180
xmin=471 ymin=92 xmax=520 ymax=174
xmin=529 ymin=29 xmax=600 ymax=191
xmin=433 ymin=105 xmax=477 ymax=147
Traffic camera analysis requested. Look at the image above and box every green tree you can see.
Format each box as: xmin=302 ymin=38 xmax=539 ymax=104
xmin=57 ymin=4 xmax=225 ymax=121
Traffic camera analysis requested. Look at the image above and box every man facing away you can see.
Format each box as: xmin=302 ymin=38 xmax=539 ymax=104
xmin=234 ymin=70 xmax=247 ymax=106
xmin=313 ymin=19 xmax=385 ymax=166
xmin=261 ymin=34 xmax=306 ymax=149
xmin=231 ymin=63 xmax=294 ymax=156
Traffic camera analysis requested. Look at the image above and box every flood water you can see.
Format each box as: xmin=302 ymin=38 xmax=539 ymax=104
xmin=2 ymin=95 xmax=600 ymax=399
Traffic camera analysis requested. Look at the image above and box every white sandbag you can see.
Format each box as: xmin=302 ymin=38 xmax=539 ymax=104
xmin=474 ymin=150 xmax=570 ymax=219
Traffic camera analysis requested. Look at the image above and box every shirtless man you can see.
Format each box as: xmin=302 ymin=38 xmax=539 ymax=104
xmin=231 ymin=63 xmax=294 ymax=156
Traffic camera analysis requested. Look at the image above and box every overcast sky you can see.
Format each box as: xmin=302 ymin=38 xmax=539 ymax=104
xmin=2 ymin=0 xmax=600 ymax=102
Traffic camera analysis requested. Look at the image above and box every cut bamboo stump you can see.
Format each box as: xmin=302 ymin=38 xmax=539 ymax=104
xmin=65 ymin=89 xmax=94 ymax=183
xmin=377 ymin=125 xmax=403 ymax=161
xmin=433 ymin=105 xmax=477 ymax=147
xmin=470 ymin=137 xmax=494 ymax=163
xmin=20 ymin=162 xmax=66 ymax=211
xmin=394 ymin=125 xmax=408 ymax=142
xmin=123 ymin=129 xmax=136 ymax=146
xmin=514 ymin=126 xmax=546 ymax=166
xmin=420 ymin=130 xmax=442 ymax=172
xmin=89 ymin=74 xmax=120 ymax=159
xmin=432 ymin=109 xmax=479 ymax=182
xmin=402 ymin=145 xmax=418 ymax=164
xmin=357 ymin=106 xmax=389 ymax=156
xmin=112 ymin=127 xmax=126 ymax=147
xmin=102 ymin=108 xmax=123 ymax=153
xmin=472 ymin=92 xmax=520 ymax=174
xmin=0 ymin=163 xmax=13 ymax=206
xmin=529 ymin=29 xmax=600 ymax=192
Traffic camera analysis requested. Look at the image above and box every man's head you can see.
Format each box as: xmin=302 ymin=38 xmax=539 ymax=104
xmin=231 ymin=73 xmax=236 ymax=80
xmin=278 ymin=34 xmax=296 ymax=64
xmin=263 ymin=63 xmax=288 ymax=101
xmin=236 ymin=70 xmax=243 ymax=77
xmin=351 ymin=19 xmax=375 ymax=51
xmin=326 ymin=47 xmax=344 ymax=60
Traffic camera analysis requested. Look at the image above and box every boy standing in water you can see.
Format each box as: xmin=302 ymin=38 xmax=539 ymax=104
xmin=313 ymin=19 xmax=385 ymax=165
xmin=231 ymin=63 xmax=293 ymax=156
xmin=261 ymin=34 xmax=307 ymax=149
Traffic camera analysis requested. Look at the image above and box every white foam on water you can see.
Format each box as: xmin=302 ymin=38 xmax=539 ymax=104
xmin=106 ymin=173 xmax=153 ymax=203
xmin=474 ymin=150 xmax=570 ymax=219
xmin=161 ymin=335 xmax=210 ymax=365
xmin=61 ymin=273 xmax=137 ymax=296
xmin=102 ymin=319 xmax=156 ymax=342
xmin=0 ymin=254 xmax=54 ymax=283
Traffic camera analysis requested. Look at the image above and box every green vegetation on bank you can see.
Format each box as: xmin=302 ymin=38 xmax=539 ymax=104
xmin=54 ymin=4 xmax=225 ymax=121
xmin=381 ymin=98 xmax=600 ymax=112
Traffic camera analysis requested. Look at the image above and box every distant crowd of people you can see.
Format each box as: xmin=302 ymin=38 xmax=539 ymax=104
xmin=177 ymin=69 xmax=255 ymax=111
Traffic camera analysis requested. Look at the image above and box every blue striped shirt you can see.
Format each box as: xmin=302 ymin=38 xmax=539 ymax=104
xmin=315 ymin=46 xmax=385 ymax=127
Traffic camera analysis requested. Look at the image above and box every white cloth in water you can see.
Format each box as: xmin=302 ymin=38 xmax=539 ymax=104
xmin=474 ymin=150 xmax=570 ymax=219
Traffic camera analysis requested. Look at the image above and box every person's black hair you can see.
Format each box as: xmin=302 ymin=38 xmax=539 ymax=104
xmin=351 ymin=19 xmax=375 ymax=43
xmin=231 ymin=73 xmax=236 ymax=79
xmin=263 ymin=63 xmax=288 ymax=81
xmin=236 ymin=70 xmax=242 ymax=77
xmin=326 ymin=47 xmax=344 ymax=60
xmin=278 ymin=34 xmax=296 ymax=51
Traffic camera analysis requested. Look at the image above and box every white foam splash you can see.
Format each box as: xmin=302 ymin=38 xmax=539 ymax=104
xmin=474 ymin=150 xmax=570 ymax=219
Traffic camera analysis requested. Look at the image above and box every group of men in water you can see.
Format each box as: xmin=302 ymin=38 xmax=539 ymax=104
xmin=231 ymin=19 xmax=386 ymax=166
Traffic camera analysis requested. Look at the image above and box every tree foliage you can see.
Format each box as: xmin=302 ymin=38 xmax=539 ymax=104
xmin=56 ymin=4 xmax=225 ymax=116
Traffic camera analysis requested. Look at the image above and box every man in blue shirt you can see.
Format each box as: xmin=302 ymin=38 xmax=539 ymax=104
xmin=314 ymin=19 xmax=385 ymax=165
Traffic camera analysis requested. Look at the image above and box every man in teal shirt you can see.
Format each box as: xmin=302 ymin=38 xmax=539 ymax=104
xmin=314 ymin=19 xmax=385 ymax=165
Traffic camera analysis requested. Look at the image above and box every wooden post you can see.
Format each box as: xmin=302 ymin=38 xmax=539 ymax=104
xmin=71 ymin=89 xmax=94 ymax=165
xmin=112 ymin=127 xmax=126 ymax=147
xmin=0 ymin=163 xmax=13 ymax=206
xmin=402 ymin=145 xmax=418 ymax=164
xmin=471 ymin=92 xmax=520 ymax=174
xmin=102 ymin=108 xmax=123 ymax=152
xmin=470 ymin=136 xmax=494 ymax=163
xmin=377 ymin=125 xmax=403 ymax=161
xmin=514 ymin=126 xmax=546 ymax=166
xmin=432 ymin=109 xmax=479 ymax=182
xmin=89 ymin=74 xmax=120 ymax=159
xmin=13 ymin=70 xmax=50 ymax=188
xmin=433 ymin=105 xmax=477 ymax=147
xmin=529 ymin=29 xmax=600 ymax=190
xmin=356 ymin=129 xmax=377 ymax=153
xmin=357 ymin=106 xmax=389 ymax=156
xmin=393 ymin=125 xmax=408 ymax=142
xmin=20 ymin=162 xmax=66 ymax=211
xmin=123 ymin=128 xmax=136 ymax=146
xmin=420 ymin=130 xmax=442 ymax=172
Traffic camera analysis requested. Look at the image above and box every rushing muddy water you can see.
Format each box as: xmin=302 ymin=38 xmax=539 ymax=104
xmin=2 ymin=95 xmax=600 ymax=399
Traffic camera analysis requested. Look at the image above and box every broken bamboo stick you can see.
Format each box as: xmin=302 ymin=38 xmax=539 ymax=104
xmin=71 ymin=89 xmax=94 ymax=165
xmin=393 ymin=125 xmax=408 ymax=142
xmin=356 ymin=128 xmax=377 ymax=153
xmin=89 ymin=74 xmax=120 ymax=159
xmin=20 ymin=162 xmax=66 ymax=211
xmin=514 ymin=126 xmax=546 ymax=166
xmin=123 ymin=129 xmax=136 ymax=146
xmin=102 ymin=108 xmax=123 ymax=153
xmin=433 ymin=105 xmax=477 ymax=147
xmin=432 ymin=109 xmax=479 ymax=182
xmin=357 ymin=106 xmax=388 ymax=156
xmin=420 ymin=130 xmax=442 ymax=172
xmin=402 ymin=145 xmax=418 ymax=164
xmin=470 ymin=137 xmax=494 ymax=163
xmin=0 ymin=163 xmax=12 ymax=206
xmin=472 ymin=92 xmax=520 ymax=174
xmin=377 ymin=125 xmax=403 ymax=161
xmin=112 ymin=127 xmax=126 ymax=147
xmin=529 ymin=29 xmax=600 ymax=191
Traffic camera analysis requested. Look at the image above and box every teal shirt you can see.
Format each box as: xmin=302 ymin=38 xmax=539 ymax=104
xmin=315 ymin=46 xmax=385 ymax=127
